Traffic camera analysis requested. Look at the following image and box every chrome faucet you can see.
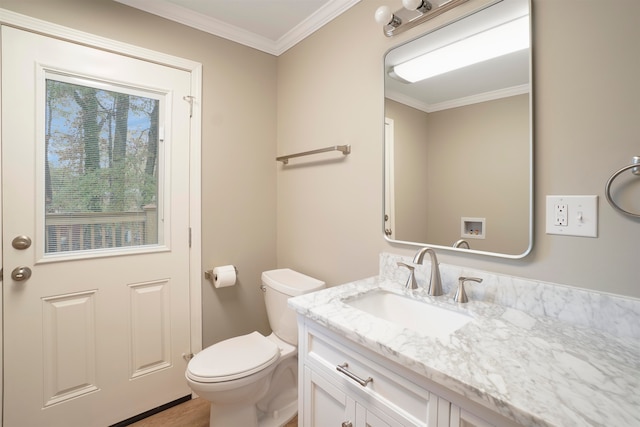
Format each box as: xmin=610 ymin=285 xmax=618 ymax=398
xmin=412 ymin=247 xmax=442 ymax=296
xmin=454 ymin=276 xmax=483 ymax=303
xmin=396 ymin=262 xmax=417 ymax=289
xmin=453 ymin=239 xmax=470 ymax=249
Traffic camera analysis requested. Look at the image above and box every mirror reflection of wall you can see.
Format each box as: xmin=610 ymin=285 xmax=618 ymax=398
xmin=383 ymin=0 xmax=532 ymax=258
xmin=386 ymin=94 xmax=530 ymax=253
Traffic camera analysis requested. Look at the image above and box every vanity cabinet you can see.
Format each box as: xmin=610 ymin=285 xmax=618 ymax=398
xmin=304 ymin=366 xmax=403 ymax=426
xmin=449 ymin=406 xmax=496 ymax=427
xmin=298 ymin=318 xmax=518 ymax=427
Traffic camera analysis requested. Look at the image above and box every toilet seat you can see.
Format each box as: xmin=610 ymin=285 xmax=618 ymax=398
xmin=187 ymin=332 xmax=280 ymax=383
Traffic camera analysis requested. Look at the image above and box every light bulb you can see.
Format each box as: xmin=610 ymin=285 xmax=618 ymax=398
xmin=374 ymin=6 xmax=394 ymax=25
xmin=403 ymin=0 xmax=432 ymax=13
xmin=402 ymin=0 xmax=423 ymax=10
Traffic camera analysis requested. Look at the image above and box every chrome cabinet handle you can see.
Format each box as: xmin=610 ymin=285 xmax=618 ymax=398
xmin=336 ymin=362 xmax=373 ymax=387
xmin=11 ymin=266 xmax=32 ymax=282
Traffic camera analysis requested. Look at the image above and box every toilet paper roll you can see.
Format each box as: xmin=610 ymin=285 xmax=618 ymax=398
xmin=212 ymin=265 xmax=237 ymax=288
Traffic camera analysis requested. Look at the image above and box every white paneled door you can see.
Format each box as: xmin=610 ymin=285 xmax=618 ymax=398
xmin=2 ymin=26 xmax=193 ymax=426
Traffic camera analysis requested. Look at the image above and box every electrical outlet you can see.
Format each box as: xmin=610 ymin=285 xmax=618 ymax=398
xmin=546 ymin=196 xmax=598 ymax=237
xmin=554 ymin=203 xmax=568 ymax=226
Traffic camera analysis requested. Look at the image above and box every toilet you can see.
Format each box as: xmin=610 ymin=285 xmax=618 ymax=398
xmin=186 ymin=268 xmax=325 ymax=427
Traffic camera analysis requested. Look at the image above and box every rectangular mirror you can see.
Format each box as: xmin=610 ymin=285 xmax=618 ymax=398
xmin=383 ymin=0 xmax=532 ymax=258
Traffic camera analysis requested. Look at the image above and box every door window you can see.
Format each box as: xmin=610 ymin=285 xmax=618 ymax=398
xmin=44 ymin=75 xmax=162 ymax=255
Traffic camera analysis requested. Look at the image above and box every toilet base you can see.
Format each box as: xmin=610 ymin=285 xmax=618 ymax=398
xmin=255 ymin=350 xmax=298 ymax=426
xmin=257 ymin=400 xmax=297 ymax=427
xmin=208 ymin=399 xmax=297 ymax=427
xmin=209 ymin=402 xmax=259 ymax=427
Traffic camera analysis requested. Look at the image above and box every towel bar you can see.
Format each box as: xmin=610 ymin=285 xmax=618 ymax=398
xmin=605 ymin=156 xmax=640 ymax=218
xmin=276 ymin=145 xmax=351 ymax=164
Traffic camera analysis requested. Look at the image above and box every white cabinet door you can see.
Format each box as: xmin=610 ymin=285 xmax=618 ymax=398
xmin=434 ymin=397 xmax=452 ymax=427
xmin=356 ymin=402 xmax=397 ymax=427
xmin=304 ymin=367 xmax=357 ymax=427
xmin=449 ymin=405 xmax=497 ymax=427
xmin=359 ymin=411 xmax=392 ymax=427
xmin=303 ymin=366 xmax=408 ymax=427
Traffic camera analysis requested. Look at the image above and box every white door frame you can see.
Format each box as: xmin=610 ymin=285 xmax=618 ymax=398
xmin=384 ymin=117 xmax=395 ymax=240
xmin=0 ymin=9 xmax=203 ymax=424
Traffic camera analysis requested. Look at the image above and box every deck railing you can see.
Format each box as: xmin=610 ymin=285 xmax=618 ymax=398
xmin=45 ymin=205 xmax=157 ymax=253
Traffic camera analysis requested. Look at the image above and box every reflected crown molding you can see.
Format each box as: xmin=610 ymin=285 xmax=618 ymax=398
xmin=386 ymin=83 xmax=529 ymax=113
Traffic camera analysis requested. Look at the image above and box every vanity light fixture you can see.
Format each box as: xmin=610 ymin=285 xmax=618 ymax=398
xmin=375 ymin=0 xmax=469 ymax=37
xmin=374 ymin=5 xmax=402 ymax=29
xmin=392 ymin=15 xmax=530 ymax=83
xmin=403 ymin=0 xmax=433 ymax=14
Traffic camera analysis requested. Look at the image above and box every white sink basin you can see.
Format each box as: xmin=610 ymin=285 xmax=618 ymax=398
xmin=345 ymin=290 xmax=472 ymax=340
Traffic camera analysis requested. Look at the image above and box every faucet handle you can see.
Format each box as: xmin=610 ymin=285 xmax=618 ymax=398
xmin=454 ymin=276 xmax=483 ymax=303
xmin=397 ymin=262 xmax=418 ymax=289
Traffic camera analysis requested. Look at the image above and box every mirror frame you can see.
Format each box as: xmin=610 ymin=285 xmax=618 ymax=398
xmin=382 ymin=0 xmax=533 ymax=259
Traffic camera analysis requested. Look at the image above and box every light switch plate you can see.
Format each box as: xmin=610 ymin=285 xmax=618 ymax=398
xmin=546 ymin=195 xmax=598 ymax=237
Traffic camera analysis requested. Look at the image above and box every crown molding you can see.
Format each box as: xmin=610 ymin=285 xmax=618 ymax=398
xmin=386 ymin=84 xmax=530 ymax=114
xmin=115 ymin=0 xmax=360 ymax=56
xmin=276 ymin=0 xmax=361 ymax=55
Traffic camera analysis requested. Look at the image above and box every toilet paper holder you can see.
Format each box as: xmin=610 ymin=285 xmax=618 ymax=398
xmin=204 ymin=265 xmax=238 ymax=281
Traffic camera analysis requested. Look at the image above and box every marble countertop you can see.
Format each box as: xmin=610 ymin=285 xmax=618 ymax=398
xmin=289 ymin=275 xmax=640 ymax=427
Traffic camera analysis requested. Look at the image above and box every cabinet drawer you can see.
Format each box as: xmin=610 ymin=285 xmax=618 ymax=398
xmin=305 ymin=326 xmax=434 ymax=424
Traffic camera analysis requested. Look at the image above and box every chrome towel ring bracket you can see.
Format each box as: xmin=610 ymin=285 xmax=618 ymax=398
xmin=605 ymin=156 xmax=640 ymax=218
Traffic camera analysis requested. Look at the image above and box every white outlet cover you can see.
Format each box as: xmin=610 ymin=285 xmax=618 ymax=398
xmin=546 ymin=195 xmax=598 ymax=237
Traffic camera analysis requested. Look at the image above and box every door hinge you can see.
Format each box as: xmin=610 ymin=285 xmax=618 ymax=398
xmin=189 ymin=227 xmax=192 ymax=248
xmin=183 ymin=95 xmax=194 ymax=118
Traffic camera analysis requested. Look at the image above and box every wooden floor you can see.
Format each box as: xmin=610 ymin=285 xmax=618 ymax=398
xmin=129 ymin=398 xmax=298 ymax=427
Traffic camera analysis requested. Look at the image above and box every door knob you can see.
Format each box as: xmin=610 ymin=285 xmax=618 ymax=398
xmin=11 ymin=266 xmax=32 ymax=281
xmin=12 ymin=235 xmax=32 ymax=250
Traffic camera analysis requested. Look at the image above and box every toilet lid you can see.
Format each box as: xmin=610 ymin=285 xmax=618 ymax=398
xmin=187 ymin=332 xmax=280 ymax=383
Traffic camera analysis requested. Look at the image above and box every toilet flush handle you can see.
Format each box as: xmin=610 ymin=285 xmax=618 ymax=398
xmin=260 ymin=284 xmax=267 ymax=292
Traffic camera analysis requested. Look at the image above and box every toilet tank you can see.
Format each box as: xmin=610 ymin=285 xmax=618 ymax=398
xmin=262 ymin=269 xmax=325 ymax=345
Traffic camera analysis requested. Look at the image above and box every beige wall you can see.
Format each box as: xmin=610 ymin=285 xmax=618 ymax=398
xmin=385 ymin=95 xmax=529 ymax=254
xmin=385 ymin=99 xmax=430 ymax=243
xmin=1 ymin=0 xmax=278 ymax=347
xmin=425 ymin=94 xmax=530 ymax=254
xmin=278 ymin=0 xmax=640 ymax=298
xmin=3 ymin=0 xmax=639 ymax=357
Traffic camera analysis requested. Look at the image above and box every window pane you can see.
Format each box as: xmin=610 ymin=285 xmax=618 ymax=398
xmin=45 ymin=79 xmax=160 ymax=253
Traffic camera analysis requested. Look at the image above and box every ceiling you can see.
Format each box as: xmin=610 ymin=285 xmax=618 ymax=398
xmin=114 ymin=0 xmax=361 ymax=56
xmin=115 ymin=0 xmax=529 ymax=110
